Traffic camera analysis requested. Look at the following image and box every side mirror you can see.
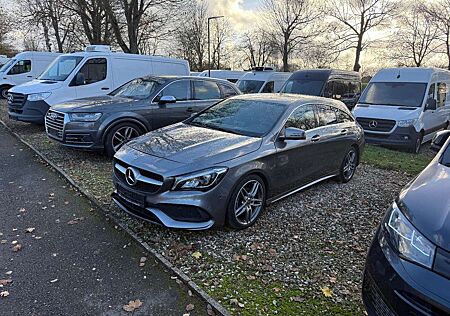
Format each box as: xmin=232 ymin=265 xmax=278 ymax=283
xmin=158 ymin=95 xmax=176 ymax=104
xmin=74 ymin=73 xmax=85 ymax=86
xmin=425 ymin=98 xmax=437 ymax=111
xmin=279 ymin=127 xmax=306 ymax=141
xmin=431 ymin=130 xmax=450 ymax=152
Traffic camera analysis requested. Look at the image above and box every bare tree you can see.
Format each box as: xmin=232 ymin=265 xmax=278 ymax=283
xmin=262 ymin=0 xmax=321 ymax=72
xmin=390 ymin=4 xmax=440 ymax=67
xmin=240 ymin=29 xmax=276 ymax=68
xmin=423 ymin=0 xmax=450 ymax=69
xmin=210 ymin=18 xmax=232 ymax=69
xmin=0 ymin=8 xmax=14 ymax=55
xmin=329 ymin=0 xmax=397 ymax=72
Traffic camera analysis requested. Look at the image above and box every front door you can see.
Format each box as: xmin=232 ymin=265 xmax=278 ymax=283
xmin=6 ymin=59 xmax=33 ymax=85
xmin=72 ymin=57 xmax=111 ymax=99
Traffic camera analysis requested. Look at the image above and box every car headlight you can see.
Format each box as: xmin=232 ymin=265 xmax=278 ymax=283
xmin=172 ymin=167 xmax=228 ymax=191
xmin=397 ymin=119 xmax=417 ymax=127
xmin=381 ymin=201 xmax=435 ymax=268
xmin=27 ymin=92 xmax=51 ymax=102
xmin=68 ymin=112 xmax=102 ymax=122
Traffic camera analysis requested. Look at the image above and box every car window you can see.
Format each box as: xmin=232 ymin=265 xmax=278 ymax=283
xmin=159 ymin=80 xmax=190 ymax=101
xmin=332 ymin=80 xmax=346 ymax=99
xmin=317 ymin=104 xmax=338 ymax=126
xmin=437 ymin=83 xmax=447 ymax=107
xmin=111 ymin=78 xmax=165 ymax=100
xmin=427 ymin=83 xmax=436 ymax=100
xmin=285 ymin=105 xmax=317 ymax=130
xmin=335 ymin=108 xmax=353 ymax=123
xmin=261 ymin=81 xmax=274 ymax=93
xmin=75 ymin=58 xmax=107 ymax=85
xmin=442 ymin=144 xmax=450 ymax=166
xmin=219 ymin=83 xmax=238 ymax=98
xmin=8 ymin=60 xmax=31 ymax=75
xmin=349 ymin=81 xmax=361 ymax=95
xmin=237 ymin=80 xmax=264 ymax=94
xmin=193 ymin=80 xmax=221 ymax=100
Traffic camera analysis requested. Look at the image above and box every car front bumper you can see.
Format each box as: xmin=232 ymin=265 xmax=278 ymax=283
xmin=363 ymin=126 xmax=418 ymax=148
xmin=363 ymin=227 xmax=450 ymax=316
xmin=8 ymin=100 xmax=50 ymax=124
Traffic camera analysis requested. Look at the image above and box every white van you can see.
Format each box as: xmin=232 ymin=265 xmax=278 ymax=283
xmin=353 ymin=67 xmax=450 ymax=153
xmin=236 ymin=69 xmax=291 ymax=94
xmin=7 ymin=45 xmax=190 ymax=123
xmin=0 ymin=51 xmax=60 ymax=99
xmin=198 ymin=70 xmax=246 ymax=83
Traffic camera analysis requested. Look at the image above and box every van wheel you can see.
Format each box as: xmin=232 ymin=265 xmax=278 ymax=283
xmin=105 ymin=122 xmax=143 ymax=157
xmin=338 ymin=147 xmax=358 ymax=183
xmin=227 ymin=174 xmax=266 ymax=230
xmin=411 ymin=132 xmax=423 ymax=154
xmin=0 ymin=86 xmax=10 ymax=99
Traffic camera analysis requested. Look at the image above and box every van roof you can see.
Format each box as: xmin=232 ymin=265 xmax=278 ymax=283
xmin=14 ymin=51 xmax=61 ymax=58
xmin=239 ymin=71 xmax=291 ymax=80
xmin=371 ymin=67 xmax=450 ymax=83
xmin=65 ymin=51 xmax=187 ymax=64
xmin=290 ymin=69 xmax=360 ymax=81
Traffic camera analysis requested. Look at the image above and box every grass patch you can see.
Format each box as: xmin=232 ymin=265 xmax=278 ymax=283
xmin=361 ymin=145 xmax=434 ymax=175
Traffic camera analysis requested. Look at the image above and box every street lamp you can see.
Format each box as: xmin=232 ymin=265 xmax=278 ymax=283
xmin=208 ymin=15 xmax=224 ymax=77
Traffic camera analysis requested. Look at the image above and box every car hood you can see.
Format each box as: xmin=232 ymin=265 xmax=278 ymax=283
xmin=127 ymin=123 xmax=262 ymax=165
xmin=51 ymin=95 xmax=135 ymax=112
xmin=399 ymin=161 xmax=450 ymax=251
xmin=353 ymin=104 xmax=421 ymax=121
xmin=9 ymin=79 xmax=64 ymax=94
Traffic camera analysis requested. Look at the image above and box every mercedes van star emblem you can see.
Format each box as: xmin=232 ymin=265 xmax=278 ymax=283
xmin=125 ymin=167 xmax=137 ymax=186
xmin=369 ymin=120 xmax=378 ymax=128
xmin=8 ymin=94 xmax=13 ymax=103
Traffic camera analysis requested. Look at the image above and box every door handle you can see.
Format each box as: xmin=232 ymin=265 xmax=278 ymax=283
xmin=311 ymin=135 xmax=321 ymax=142
xmin=340 ymin=129 xmax=348 ymax=135
xmin=27 ymin=75 xmax=33 ymax=78
xmin=186 ymin=107 xmax=194 ymax=112
xmin=101 ymin=87 xmax=110 ymax=90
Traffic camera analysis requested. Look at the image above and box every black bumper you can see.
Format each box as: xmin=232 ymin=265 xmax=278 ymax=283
xmin=8 ymin=100 xmax=50 ymax=124
xmin=364 ymin=126 xmax=418 ymax=148
xmin=363 ymin=228 xmax=450 ymax=316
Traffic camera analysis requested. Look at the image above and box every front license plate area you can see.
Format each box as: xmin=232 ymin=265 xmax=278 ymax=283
xmin=117 ymin=184 xmax=145 ymax=208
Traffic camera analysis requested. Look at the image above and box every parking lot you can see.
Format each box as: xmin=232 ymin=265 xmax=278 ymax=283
xmin=0 ymin=100 xmax=433 ymax=315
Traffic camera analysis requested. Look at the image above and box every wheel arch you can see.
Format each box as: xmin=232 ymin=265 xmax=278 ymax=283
xmin=101 ymin=117 xmax=150 ymax=144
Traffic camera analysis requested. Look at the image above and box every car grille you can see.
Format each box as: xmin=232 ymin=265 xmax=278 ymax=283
xmin=8 ymin=93 xmax=27 ymax=109
xmin=45 ymin=110 xmax=66 ymax=140
xmin=356 ymin=117 xmax=396 ymax=133
xmin=363 ymin=271 xmax=397 ymax=316
xmin=114 ymin=159 xmax=164 ymax=194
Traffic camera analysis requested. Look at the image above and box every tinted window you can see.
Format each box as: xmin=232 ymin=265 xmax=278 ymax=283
xmin=261 ymin=81 xmax=274 ymax=93
xmin=189 ymin=99 xmax=287 ymax=137
xmin=39 ymin=56 xmax=83 ymax=81
xmin=193 ymin=80 xmax=221 ymax=100
xmin=160 ymin=80 xmax=190 ymax=101
xmin=332 ymin=81 xmax=346 ymax=99
xmin=281 ymin=79 xmax=324 ymax=96
xmin=437 ymin=83 xmax=447 ymax=107
xmin=317 ymin=104 xmax=338 ymax=126
xmin=359 ymin=82 xmax=427 ymax=107
xmin=237 ymin=80 xmax=264 ymax=94
xmin=75 ymin=58 xmax=107 ymax=85
xmin=219 ymin=83 xmax=238 ymax=98
xmin=285 ymin=105 xmax=317 ymax=130
xmin=335 ymin=108 xmax=353 ymax=123
xmin=349 ymin=81 xmax=361 ymax=95
xmin=323 ymin=81 xmax=333 ymax=98
xmin=8 ymin=60 xmax=31 ymax=75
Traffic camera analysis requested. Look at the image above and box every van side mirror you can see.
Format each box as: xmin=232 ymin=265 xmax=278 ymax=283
xmin=431 ymin=130 xmax=450 ymax=152
xmin=74 ymin=73 xmax=85 ymax=86
xmin=279 ymin=127 xmax=306 ymax=141
xmin=425 ymin=98 xmax=437 ymax=111
xmin=158 ymin=95 xmax=176 ymax=104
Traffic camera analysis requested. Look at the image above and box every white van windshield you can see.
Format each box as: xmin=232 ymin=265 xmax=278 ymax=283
xmin=0 ymin=59 xmax=15 ymax=72
xmin=359 ymin=82 xmax=427 ymax=107
xmin=281 ymin=79 xmax=324 ymax=96
xmin=39 ymin=56 xmax=84 ymax=81
xmin=238 ymin=80 xmax=264 ymax=94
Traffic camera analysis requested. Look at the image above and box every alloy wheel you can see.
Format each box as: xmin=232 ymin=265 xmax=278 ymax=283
xmin=1 ymin=89 xmax=8 ymax=99
xmin=112 ymin=126 xmax=140 ymax=152
xmin=343 ymin=150 xmax=357 ymax=180
xmin=234 ymin=180 xmax=264 ymax=226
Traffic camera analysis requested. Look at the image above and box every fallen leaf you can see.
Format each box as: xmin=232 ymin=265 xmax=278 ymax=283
xmin=268 ymin=248 xmax=277 ymax=257
xmin=5 ymin=271 xmax=12 ymax=275
xmin=1 ymin=240 xmax=6 ymax=244
xmin=321 ymin=286 xmax=333 ymax=298
xmin=0 ymin=280 xmax=12 ymax=286
xmin=12 ymin=244 xmax=22 ymax=252
xmin=186 ymin=303 xmax=194 ymax=311
xmin=188 ymin=290 xmax=193 ymax=297
xmin=191 ymin=251 xmax=202 ymax=259
xmin=123 ymin=299 xmax=143 ymax=312
xmin=11 ymin=241 xmax=17 ymax=245
xmin=25 ymin=227 xmax=35 ymax=233
xmin=139 ymin=257 xmax=147 ymax=267
xmin=273 ymin=287 xmax=281 ymax=293
xmin=19 ymin=208 xmax=26 ymax=213
xmin=290 ymin=296 xmax=305 ymax=302
xmin=0 ymin=291 xmax=9 ymax=297
xmin=206 ymin=304 xmax=216 ymax=316
xmin=50 ymin=279 xmax=58 ymax=283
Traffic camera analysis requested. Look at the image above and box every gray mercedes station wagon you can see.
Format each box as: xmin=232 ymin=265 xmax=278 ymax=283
xmin=45 ymin=76 xmax=240 ymax=156
xmin=112 ymin=94 xmax=365 ymax=230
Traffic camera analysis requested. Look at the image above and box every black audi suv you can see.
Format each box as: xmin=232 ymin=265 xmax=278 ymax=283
xmin=44 ymin=76 xmax=240 ymax=156
xmin=111 ymin=94 xmax=365 ymax=230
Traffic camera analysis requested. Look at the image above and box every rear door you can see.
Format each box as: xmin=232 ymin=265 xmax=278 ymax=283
xmin=191 ymin=79 xmax=222 ymax=112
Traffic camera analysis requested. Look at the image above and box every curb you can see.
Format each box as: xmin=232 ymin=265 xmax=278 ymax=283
xmin=0 ymin=119 xmax=230 ymax=316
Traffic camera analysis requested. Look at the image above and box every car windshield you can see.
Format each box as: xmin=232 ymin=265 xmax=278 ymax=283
xmin=39 ymin=56 xmax=84 ymax=81
xmin=0 ymin=59 xmax=15 ymax=72
xmin=237 ymin=80 xmax=264 ymax=94
xmin=188 ymin=98 xmax=287 ymax=137
xmin=359 ymin=82 xmax=427 ymax=107
xmin=111 ymin=78 xmax=165 ymax=99
xmin=281 ymin=79 xmax=324 ymax=96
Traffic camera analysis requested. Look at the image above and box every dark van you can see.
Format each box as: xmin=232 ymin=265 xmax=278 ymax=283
xmin=280 ymin=69 xmax=362 ymax=109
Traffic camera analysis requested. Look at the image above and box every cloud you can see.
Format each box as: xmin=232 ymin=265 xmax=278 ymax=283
xmin=206 ymin=0 xmax=259 ymax=31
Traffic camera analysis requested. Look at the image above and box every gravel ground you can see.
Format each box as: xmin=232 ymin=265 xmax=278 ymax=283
xmin=0 ymin=101 xmax=416 ymax=315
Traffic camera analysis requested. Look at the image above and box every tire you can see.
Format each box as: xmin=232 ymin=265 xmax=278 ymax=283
xmin=226 ymin=174 xmax=266 ymax=229
xmin=410 ymin=132 xmax=423 ymax=154
xmin=0 ymin=86 xmax=10 ymax=99
xmin=104 ymin=122 xmax=143 ymax=158
xmin=338 ymin=147 xmax=359 ymax=183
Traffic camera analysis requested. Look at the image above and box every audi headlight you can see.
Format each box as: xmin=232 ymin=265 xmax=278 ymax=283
xmin=69 ymin=112 xmax=102 ymax=122
xmin=172 ymin=167 xmax=228 ymax=191
xmin=381 ymin=201 xmax=435 ymax=268
xmin=397 ymin=119 xmax=417 ymax=127
xmin=27 ymin=92 xmax=51 ymax=102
